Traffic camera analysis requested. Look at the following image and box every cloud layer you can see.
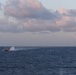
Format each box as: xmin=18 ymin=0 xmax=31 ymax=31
xmin=4 ymin=0 xmax=59 ymax=19
xmin=0 ymin=0 xmax=76 ymax=33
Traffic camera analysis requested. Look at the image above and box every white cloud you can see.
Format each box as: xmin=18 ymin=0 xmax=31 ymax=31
xmin=0 ymin=0 xmax=76 ymax=33
xmin=4 ymin=0 xmax=58 ymax=19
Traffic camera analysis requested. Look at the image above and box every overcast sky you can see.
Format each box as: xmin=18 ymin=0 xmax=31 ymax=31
xmin=0 ymin=0 xmax=76 ymax=46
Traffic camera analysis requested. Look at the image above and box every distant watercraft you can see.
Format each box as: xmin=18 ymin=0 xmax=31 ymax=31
xmin=3 ymin=48 xmax=10 ymax=51
xmin=3 ymin=46 xmax=15 ymax=51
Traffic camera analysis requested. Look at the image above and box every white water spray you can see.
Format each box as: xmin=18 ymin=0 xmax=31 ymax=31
xmin=10 ymin=46 xmax=16 ymax=51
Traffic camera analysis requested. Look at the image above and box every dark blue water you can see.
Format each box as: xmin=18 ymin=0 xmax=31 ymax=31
xmin=0 ymin=47 xmax=76 ymax=75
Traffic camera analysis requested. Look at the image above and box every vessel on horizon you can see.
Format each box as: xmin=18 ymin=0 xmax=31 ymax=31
xmin=2 ymin=46 xmax=15 ymax=51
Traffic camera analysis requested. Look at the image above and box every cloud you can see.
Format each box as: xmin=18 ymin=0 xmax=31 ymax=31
xmin=56 ymin=8 xmax=76 ymax=32
xmin=4 ymin=0 xmax=59 ymax=20
xmin=0 ymin=17 xmax=60 ymax=33
xmin=0 ymin=1 xmax=76 ymax=33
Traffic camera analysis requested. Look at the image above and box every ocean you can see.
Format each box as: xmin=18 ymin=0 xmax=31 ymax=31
xmin=0 ymin=47 xmax=76 ymax=75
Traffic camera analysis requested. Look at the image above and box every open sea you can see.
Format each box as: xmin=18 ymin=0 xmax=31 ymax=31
xmin=0 ymin=47 xmax=76 ymax=75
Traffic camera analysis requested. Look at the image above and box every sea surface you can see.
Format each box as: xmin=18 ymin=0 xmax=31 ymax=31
xmin=0 ymin=47 xmax=76 ymax=75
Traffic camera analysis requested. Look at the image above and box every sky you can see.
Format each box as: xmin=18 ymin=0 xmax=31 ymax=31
xmin=0 ymin=0 xmax=76 ymax=46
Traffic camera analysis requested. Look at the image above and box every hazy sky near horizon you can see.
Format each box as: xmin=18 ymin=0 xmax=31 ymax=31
xmin=0 ymin=0 xmax=76 ymax=46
